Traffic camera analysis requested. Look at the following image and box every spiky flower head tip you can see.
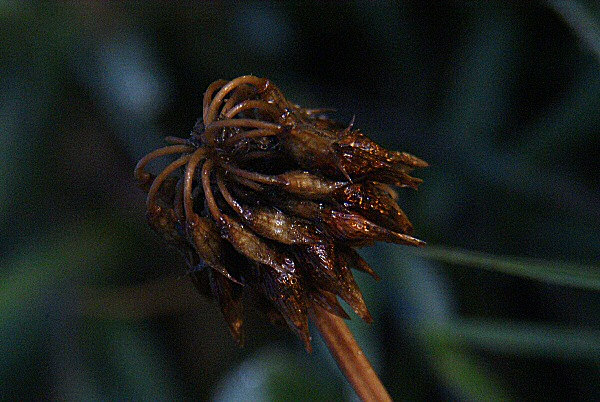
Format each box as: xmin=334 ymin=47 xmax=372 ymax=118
xmin=134 ymin=75 xmax=427 ymax=351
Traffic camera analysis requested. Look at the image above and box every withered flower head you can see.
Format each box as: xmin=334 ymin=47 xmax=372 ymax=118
xmin=134 ymin=76 xmax=427 ymax=351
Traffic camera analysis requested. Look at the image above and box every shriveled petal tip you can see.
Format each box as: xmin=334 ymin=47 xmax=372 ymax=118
xmin=366 ymin=167 xmax=423 ymax=190
xmin=321 ymin=208 xmax=424 ymax=248
xmin=308 ymin=290 xmax=350 ymax=319
xmin=390 ymin=151 xmax=429 ymax=168
xmin=338 ymin=246 xmax=381 ymax=281
xmin=335 ymin=261 xmax=373 ymax=324
xmin=334 ymin=182 xmax=414 ymax=234
xmin=253 ymin=264 xmax=311 ymax=351
xmin=208 ymin=269 xmax=245 ymax=346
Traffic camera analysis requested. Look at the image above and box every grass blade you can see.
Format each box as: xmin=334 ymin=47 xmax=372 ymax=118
xmin=410 ymin=245 xmax=600 ymax=291
xmin=418 ymin=319 xmax=600 ymax=361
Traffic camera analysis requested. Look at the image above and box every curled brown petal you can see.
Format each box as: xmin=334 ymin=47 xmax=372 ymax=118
xmin=220 ymin=84 xmax=256 ymax=116
xmin=223 ymin=99 xmax=282 ymax=120
xmin=201 ymin=159 xmax=222 ymax=221
xmin=203 ymin=79 xmax=228 ymax=123
xmin=183 ymin=147 xmax=208 ymax=221
xmin=147 ymin=154 xmax=190 ymax=212
xmin=164 ymin=136 xmax=190 ymax=145
xmin=204 ymin=118 xmax=282 ymax=146
xmin=205 ymin=75 xmax=269 ymax=124
xmin=134 ymin=145 xmax=194 ymax=187
xmin=223 ymin=129 xmax=279 ymax=148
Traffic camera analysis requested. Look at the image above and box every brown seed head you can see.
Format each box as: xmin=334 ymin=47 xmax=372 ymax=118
xmin=134 ymin=75 xmax=426 ymax=351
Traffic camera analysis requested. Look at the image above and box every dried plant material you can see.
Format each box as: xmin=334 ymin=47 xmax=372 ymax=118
xmin=135 ymin=75 xmax=426 ymax=350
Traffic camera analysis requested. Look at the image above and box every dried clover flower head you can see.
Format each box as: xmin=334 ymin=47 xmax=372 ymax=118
xmin=134 ymin=75 xmax=427 ymax=351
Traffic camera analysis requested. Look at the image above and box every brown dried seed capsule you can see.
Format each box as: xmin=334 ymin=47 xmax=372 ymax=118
xmin=185 ymin=215 xmax=241 ymax=284
xmin=217 ymin=214 xmax=297 ymax=275
xmin=277 ymin=171 xmax=347 ymax=199
xmin=240 ymin=206 xmax=323 ymax=245
xmin=280 ymin=125 xmax=350 ymax=179
xmin=334 ymin=182 xmax=414 ymax=234
xmin=274 ymin=198 xmax=324 ymax=220
xmin=222 ymin=162 xmax=347 ymax=200
xmin=217 ymin=174 xmax=322 ymax=245
xmin=321 ymin=208 xmax=425 ymax=248
xmin=332 ymin=129 xmax=423 ymax=178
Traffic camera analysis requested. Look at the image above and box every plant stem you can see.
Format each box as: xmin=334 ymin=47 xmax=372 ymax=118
xmin=310 ymin=303 xmax=392 ymax=402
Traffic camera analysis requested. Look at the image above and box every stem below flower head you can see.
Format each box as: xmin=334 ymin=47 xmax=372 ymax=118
xmin=310 ymin=303 xmax=392 ymax=402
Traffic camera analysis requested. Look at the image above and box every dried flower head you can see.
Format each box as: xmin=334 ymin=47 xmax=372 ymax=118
xmin=134 ymin=75 xmax=427 ymax=351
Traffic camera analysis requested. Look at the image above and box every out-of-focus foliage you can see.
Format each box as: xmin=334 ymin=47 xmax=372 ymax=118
xmin=1 ymin=2 xmax=599 ymax=400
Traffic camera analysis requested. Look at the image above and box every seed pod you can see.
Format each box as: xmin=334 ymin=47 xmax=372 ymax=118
xmin=333 ymin=129 xmax=427 ymax=178
xmin=240 ymin=206 xmax=323 ymax=245
xmin=217 ymin=214 xmax=296 ymax=275
xmin=334 ymin=182 xmax=414 ymax=234
xmin=185 ymin=215 xmax=241 ymax=284
xmin=217 ymin=175 xmax=322 ymax=245
xmin=277 ymin=171 xmax=347 ymax=199
xmin=274 ymin=198 xmax=324 ymax=220
xmin=321 ymin=208 xmax=425 ymax=248
xmin=280 ymin=125 xmax=349 ymax=179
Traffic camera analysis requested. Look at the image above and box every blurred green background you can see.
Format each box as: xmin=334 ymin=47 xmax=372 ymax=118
xmin=2 ymin=1 xmax=600 ymax=400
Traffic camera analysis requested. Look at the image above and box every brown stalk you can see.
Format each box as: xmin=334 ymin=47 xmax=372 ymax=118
xmin=310 ymin=303 xmax=392 ymax=402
